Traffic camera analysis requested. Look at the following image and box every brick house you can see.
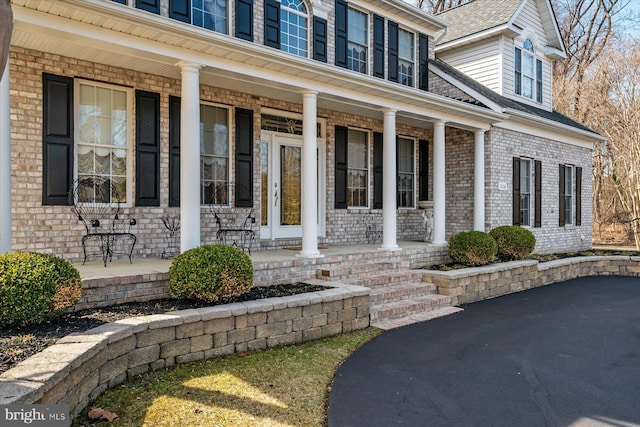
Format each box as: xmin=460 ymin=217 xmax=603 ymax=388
xmin=0 ymin=0 xmax=603 ymax=261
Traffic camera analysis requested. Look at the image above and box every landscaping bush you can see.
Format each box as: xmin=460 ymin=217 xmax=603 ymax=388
xmin=168 ymin=244 xmax=254 ymax=303
xmin=0 ymin=252 xmax=82 ymax=327
xmin=448 ymin=231 xmax=498 ymax=266
xmin=489 ymin=225 xmax=536 ymax=261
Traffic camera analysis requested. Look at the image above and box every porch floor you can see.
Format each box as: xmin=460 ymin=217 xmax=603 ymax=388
xmin=73 ymin=241 xmax=456 ymax=329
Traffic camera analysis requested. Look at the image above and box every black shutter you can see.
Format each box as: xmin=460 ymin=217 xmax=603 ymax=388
xmin=419 ymin=139 xmax=429 ymax=201
xmin=264 ymin=0 xmax=281 ymax=49
xmin=313 ymin=16 xmax=328 ymax=62
xmin=235 ymin=108 xmax=254 ymax=207
xmin=169 ymin=96 xmax=181 ymax=207
xmin=419 ymin=33 xmax=429 ymax=91
xmin=396 ymin=136 xmax=400 ymax=207
xmin=136 ymin=0 xmax=160 ymax=14
xmin=373 ymin=15 xmax=385 ymax=78
xmin=42 ymin=73 xmax=74 ymax=206
xmin=388 ymin=21 xmax=399 ymax=83
xmin=536 ymin=59 xmax=543 ymax=103
xmin=373 ymin=132 xmax=383 ymax=209
xmin=575 ymin=166 xmax=582 ymax=226
xmin=534 ymin=160 xmax=542 ymax=228
xmin=235 ymin=0 xmax=254 ymax=41
xmin=335 ymin=126 xmax=348 ymax=209
xmin=135 ymin=90 xmax=161 ymax=206
xmin=169 ymin=0 xmax=190 ymax=23
xmin=335 ymin=0 xmax=348 ymax=68
xmin=515 ymin=48 xmax=522 ymax=95
xmin=559 ymin=164 xmax=566 ymax=227
xmin=512 ymin=157 xmax=521 ymax=225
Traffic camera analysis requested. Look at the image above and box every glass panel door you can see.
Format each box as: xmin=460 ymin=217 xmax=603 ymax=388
xmin=280 ymin=145 xmax=302 ymax=226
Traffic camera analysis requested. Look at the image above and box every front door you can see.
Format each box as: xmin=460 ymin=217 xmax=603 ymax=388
xmin=260 ymin=133 xmax=324 ymax=239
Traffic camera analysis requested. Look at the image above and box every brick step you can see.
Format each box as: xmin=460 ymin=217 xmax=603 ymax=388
xmin=371 ymin=306 xmax=464 ymax=330
xmin=316 ymin=261 xmax=410 ymax=280
xmin=368 ymin=282 xmax=437 ymax=304
xmin=369 ymin=294 xmax=453 ymax=322
xmin=343 ymin=270 xmax=425 ymax=288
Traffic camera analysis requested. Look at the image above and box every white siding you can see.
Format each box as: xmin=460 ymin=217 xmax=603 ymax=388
xmin=437 ymin=38 xmax=502 ymax=93
xmin=513 ymin=0 xmax=549 ymax=47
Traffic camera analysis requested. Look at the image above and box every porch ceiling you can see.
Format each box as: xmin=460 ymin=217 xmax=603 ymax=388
xmin=10 ymin=0 xmax=506 ymax=130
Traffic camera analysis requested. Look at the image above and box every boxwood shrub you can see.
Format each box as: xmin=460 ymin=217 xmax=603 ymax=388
xmin=0 ymin=252 xmax=82 ymax=327
xmin=489 ymin=225 xmax=536 ymax=261
xmin=448 ymin=231 xmax=498 ymax=266
xmin=168 ymin=244 xmax=253 ymax=303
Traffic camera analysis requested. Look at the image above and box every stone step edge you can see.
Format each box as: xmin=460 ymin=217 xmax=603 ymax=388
xmin=369 ymin=294 xmax=452 ymax=321
xmin=371 ymin=307 xmax=464 ymax=330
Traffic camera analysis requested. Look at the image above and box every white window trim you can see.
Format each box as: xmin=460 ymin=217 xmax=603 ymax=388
xmin=199 ymin=100 xmax=233 ymax=208
xmin=398 ymin=26 xmax=416 ymax=88
xmin=281 ymin=0 xmax=310 ymax=58
xmin=515 ymin=34 xmax=543 ymax=103
xmin=73 ymin=79 xmax=134 ymax=207
xmin=346 ymin=127 xmax=370 ymax=209
xmin=397 ymin=136 xmax=416 ymax=209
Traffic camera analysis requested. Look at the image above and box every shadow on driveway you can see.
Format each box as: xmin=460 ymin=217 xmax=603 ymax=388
xmin=328 ymin=276 xmax=640 ymax=427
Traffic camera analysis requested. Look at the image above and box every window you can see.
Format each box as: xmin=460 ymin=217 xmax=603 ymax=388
xmin=347 ymin=129 xmax=368 ymax=207
xmin=77 ymin=82 xmax=130 ymax=203
xmin=397 ymin=137 xmax=414 ymax=208
xmin=200 ymin=104 xmax=230 ymax=205
xmin=398 ymin=28 xmax=414 ymax=87
xmin=281 ymin=0 xmax=308 ymax=57
xmin=515 ymin=39 xmax=542 ymax=102
xmin=192 ymin=0 xmax=228 ymax=33
xmin=519 ymin=158 xmax=532 ymax=226
xmin=564 ymin=165 xmax=573 ymax=225
xmin=347 ymin=7 xmax=368 ymax=73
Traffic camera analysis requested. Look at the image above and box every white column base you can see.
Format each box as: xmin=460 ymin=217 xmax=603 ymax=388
xmin=378 ymin=245 xmax=402 ymax=252
xmin=296 ymin=251 xmax=325 ymax=259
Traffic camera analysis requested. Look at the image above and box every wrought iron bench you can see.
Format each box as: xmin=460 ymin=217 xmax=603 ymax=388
xmin=365 ymin=213 xmax=383 ymax=244
xmin=71 ymin=176 xmax=136 ymax=266
xmin=211 ymin=208 xmax=256 ymax=254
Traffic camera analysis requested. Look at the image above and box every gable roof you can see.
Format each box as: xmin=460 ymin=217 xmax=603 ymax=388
xmin=436 ymin=0 xmax=565 ymax=57
xmin=436 ymin=0 xmax=522 ymax=45
xmin=429 ymin=57 xmax=603 ymax=139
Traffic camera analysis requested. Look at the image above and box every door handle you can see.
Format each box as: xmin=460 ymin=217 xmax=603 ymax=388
xmin=274 ymin=189 xmax=278 ymax=206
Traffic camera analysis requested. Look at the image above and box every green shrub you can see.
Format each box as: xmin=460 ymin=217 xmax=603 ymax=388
xmin=489 ymin=225 xmax=536 ymax=261
xmin=0 ymin=252 xmax=81 ymax=327
xmin=448 ymin=231 xmax=498 ymax=266
xmin=168 ymin=244 xmax=254 ymax=303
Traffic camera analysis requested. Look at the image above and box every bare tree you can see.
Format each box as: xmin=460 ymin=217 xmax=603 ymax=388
xmin=0 ymin=0 xmax=12 ymax=76
xmin=414 ymin=0 xmax=470 ymax=14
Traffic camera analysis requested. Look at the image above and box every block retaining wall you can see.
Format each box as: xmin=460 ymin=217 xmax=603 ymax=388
xmin=0 ymin=280 xmax=370 ymax=418
xmin=426 ymin=256 xmax=640 ymax=305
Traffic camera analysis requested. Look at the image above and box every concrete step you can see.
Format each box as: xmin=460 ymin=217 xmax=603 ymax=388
xmin=368 ymin=282 xmax=438 ymax=304
xmin=371 ymin=306 xmax=464 ymax=330
xmin=343 ymin=270 xmax=425 ymax=288
xmin=369 ymin=294 xmax=452 ymax=322
xmin=316 ymin=261 xmax=410 ymax=281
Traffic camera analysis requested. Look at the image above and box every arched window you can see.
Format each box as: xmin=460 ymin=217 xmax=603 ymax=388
xmin=281 ymin=0 xmax=308 ymax=57
xmin=515 ymin=38 xmax=543 ymax=102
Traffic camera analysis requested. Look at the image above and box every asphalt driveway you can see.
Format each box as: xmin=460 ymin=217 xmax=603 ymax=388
xmin=328 ymin=276 xmax=640 ymax=427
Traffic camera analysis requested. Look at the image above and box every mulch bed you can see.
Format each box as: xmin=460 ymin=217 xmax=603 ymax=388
xmin=0 ymin=282 xmax=326 ymax=375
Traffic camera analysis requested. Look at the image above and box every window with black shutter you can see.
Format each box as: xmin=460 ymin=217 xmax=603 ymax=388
xmin=135 ymin=90 xmax=161 ymax=206
xmin=42 ymin=73 xmax=74 ymax=206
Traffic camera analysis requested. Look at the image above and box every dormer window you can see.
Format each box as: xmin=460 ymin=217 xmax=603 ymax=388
xmin=515 ymin=39 xmax=542 ymax=103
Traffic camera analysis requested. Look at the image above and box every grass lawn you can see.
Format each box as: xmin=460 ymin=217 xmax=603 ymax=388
xmin=72 ymin=328 xmax=381 ymax=427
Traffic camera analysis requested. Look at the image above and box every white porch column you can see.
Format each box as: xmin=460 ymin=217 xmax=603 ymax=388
xmin=474 ymin=129 xmax=486 ymax=232
xmin=0 ymin=64 xmax=10 ymax=254
xmin=380 ymin=108 xmax=400 ymax=251
xmin=298 ymin=90 xmax=322 ymax=258
xmin=432 ymin=120 xmax=446 ymax=245
xmin=179 ymin=62 xmax=202 ymax=252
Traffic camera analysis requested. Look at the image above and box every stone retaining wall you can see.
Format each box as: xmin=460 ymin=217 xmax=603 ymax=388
xmin=426 ymin=256 xmax=640 ymax=305
xmin=0 ymin=280 xmax=370 ymax=418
